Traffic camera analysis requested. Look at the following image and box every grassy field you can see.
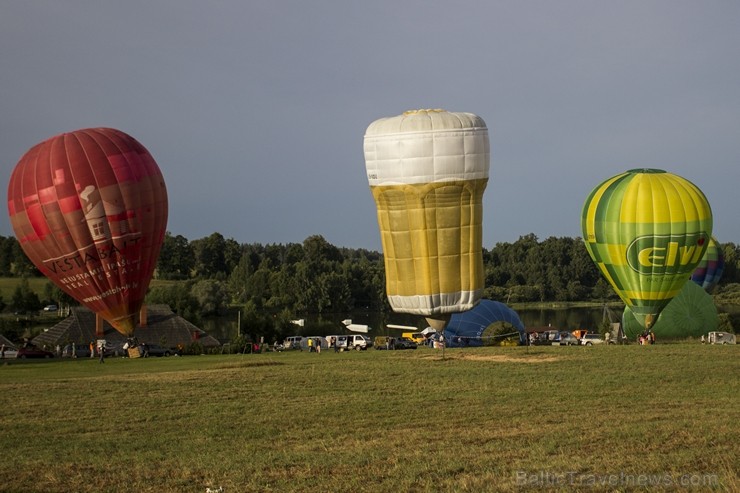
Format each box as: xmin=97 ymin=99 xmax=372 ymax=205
xmin=0 ymin=277 xmax=53 ymax=303
xmin=0 ymin=344 xmax=737 ymax=492
xmin=0 ymin=277 xmax=181 ymax=303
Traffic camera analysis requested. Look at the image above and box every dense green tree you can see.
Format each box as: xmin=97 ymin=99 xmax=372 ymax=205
xmin=721 ymin=243 xmax=738 ymax=284
xmin=191 ymin=279 xmax=229 ymax=316
xmin=10 ymin=278 xmax=40 ymax=313
xmin=6 ymin=230 xmax=740 ymax=320
xmin=0 ymin=236 xmax=15 ymax=276
xmin=157 ymin=232 xmax=195 ymax=279
xmin=145 ymin=282 xmax=200 ymax=322
xmin=191 ymin=233 xmax=230 ymax=278
xmin=239 ymin=300 xmax=276 ymax=343
xmin=9 ymin=239 xmax=38 ymax=276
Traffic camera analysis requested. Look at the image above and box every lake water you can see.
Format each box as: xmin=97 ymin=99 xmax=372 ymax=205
xmin=201 ymin=305 xmax=623 ymax=343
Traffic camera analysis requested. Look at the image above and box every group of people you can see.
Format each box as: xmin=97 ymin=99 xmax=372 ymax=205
xmin=303 ymin=336 xmax=349 ymax=353
xmin=88 ymin=341 xmax=106 ymax=362
xmin=639 ymin=330 xmax=656 ymax=345
xmin=307 ymin=337 xmax=323 ymax=353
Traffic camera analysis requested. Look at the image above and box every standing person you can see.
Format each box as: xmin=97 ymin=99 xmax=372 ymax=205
xmin=307 ymin=337 xmax=313 ymax=353
xmin=99 ymin=344 xmax=105 ymax=363
xmin=1 ymin=344 xmax=5 ymax=359
xmin=316 ymin=338 xmax=321 ymax=354
xmin=334 ymin=337 xmax=339 ymax=353
xmin=89 ymin=341 xmax=95 ymax=358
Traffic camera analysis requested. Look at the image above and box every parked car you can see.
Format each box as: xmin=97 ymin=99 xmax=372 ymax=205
xmin=373 ymin=336 xmax=391 ymax=349
xmin=580 ymin=333 xmax=605 ymax=346
xmin=62 ymin=343 xmax=92 ymax=358
xmin=707 ymin=331 xmax=736 ymax=345
xmin=140 ymin=343 xmax=175 ymax=357
xmin=401 ymin=332 xmax=426 ymax=345
xmin=530 ymin=330 xmax=566 ymax=346
xmin=349 ymin=334 xmax=372 ymax=350
xmin=43 ymin=304 xmax=58 ymax=312
xmin=393 ymin=337 xmax=418 ymax=350
xmin=557 ymin=332 xmax=579 ymax=346
xmin=16 ymin=346 xmax=55 ymax=359
xmin=283 ymin=336 xmax=304 ymax=350
xmin=1 ymin=346 xmax=18 ymax=359
xmin=330 ymin=334 xmax=372 ymax=351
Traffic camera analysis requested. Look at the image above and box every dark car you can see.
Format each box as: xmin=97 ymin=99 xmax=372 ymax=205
xmin=62 ymin=343 xmax=92 ymax=358
xmin=140 ymin=344 xmax=175 ymax=357
xmin=393 ymin=337 xmax=418 ymax=350
xmin=17 ymin=346 xmax=55 ymax=359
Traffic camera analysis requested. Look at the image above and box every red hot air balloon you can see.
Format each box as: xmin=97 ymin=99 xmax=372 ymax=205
xmin=7 ymin=128 xmax=168 ymax=336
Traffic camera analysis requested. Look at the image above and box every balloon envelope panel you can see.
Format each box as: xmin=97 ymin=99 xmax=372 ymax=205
xmin=690 ymin=237 xmax=724 ymax=292
xmin=444 ymin=300 xmax=525 ymax=346
xmin=622 ymin=281 xmax=718 ymax=339
xmin=7 ymin=128 xmax=168 ymax=335
xmin=581 ymin=168 xmax=712 ymax=329
xmin=364 ymin=109 xmax=490 ymax=316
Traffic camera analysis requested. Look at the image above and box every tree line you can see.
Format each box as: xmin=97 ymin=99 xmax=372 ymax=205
xmin=3 ymin=232 xmax=740 ymax=320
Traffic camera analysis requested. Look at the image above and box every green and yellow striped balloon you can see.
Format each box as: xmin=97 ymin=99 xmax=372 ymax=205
xmin=581 ymin=169 xmax=713 ymax=329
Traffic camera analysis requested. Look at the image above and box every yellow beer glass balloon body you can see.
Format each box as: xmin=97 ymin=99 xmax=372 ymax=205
xmin=364 ymin=109 xmax=490 ymax=318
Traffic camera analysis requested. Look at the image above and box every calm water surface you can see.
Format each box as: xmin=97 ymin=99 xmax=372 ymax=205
xmin=202 ymin=305 xmax=625 ymax=342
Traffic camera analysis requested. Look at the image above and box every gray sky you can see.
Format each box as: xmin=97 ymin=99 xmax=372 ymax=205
xmin=2 ymin=1 xmax=738 ymax=251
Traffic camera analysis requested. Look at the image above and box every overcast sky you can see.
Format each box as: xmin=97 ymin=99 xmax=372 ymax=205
xmin=1 ymin=1 xmax=738 ymax=251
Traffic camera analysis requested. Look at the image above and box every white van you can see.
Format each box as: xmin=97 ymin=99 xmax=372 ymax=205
xmin=328 ymin=334 xmax=372 ymax=351
xmin=283 ymin=336 xmax=304 ymax=350
xmin=707 ymin=332 xmax=736 ymax=345
xmin=348 ymin=334 xmax=372 ymax=350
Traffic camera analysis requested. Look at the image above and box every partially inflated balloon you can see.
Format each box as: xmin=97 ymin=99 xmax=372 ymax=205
xmin=691 ymin=237 xmax=724 ymax=292
xmin=445 ymin=300 xmax=525 ymax=347
xmin=581 ymin=168 xmax=712 ymax=329
xmin=7 ymin=128 xmax=168 ymax=336
xmin=364 ymin=109 xmax=490 ymax=328
xmin=622 ymin=281 xmax=718 ymax=339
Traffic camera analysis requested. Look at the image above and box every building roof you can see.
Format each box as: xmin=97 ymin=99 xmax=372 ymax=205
xmin=32 ymin=305 xmax=220 ymax=349
xmin=0 ymin=334 xmax=17 ymax=349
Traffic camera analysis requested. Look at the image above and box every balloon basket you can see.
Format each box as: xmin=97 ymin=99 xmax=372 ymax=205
xmin=128 ymin=347 xmax=141 ymax=359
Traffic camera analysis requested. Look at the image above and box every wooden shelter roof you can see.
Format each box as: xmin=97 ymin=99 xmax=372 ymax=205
xmin=32 ymin=305 xmax=220 ymax=349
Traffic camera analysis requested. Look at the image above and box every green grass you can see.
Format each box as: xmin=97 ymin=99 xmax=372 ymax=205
xmin=0 ymin=277 xmax=53 ymax=303
xmin=0 ymin=344 xmax=737 ymax=492
xmin=0 ymin=277 xmax=181 ymax=302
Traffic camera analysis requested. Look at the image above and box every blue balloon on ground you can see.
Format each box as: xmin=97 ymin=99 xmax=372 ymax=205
xmin=444 ymin=300 xmax=525 ymax=347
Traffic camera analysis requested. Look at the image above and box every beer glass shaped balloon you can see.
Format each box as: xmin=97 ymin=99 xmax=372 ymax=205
xmin=581 ymin=168 xmax=712 ymax=330
xmin=363 ymin=109 xmax=490 ymax=330
xmin=7 ymin=128 xmax=168 ymax=336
